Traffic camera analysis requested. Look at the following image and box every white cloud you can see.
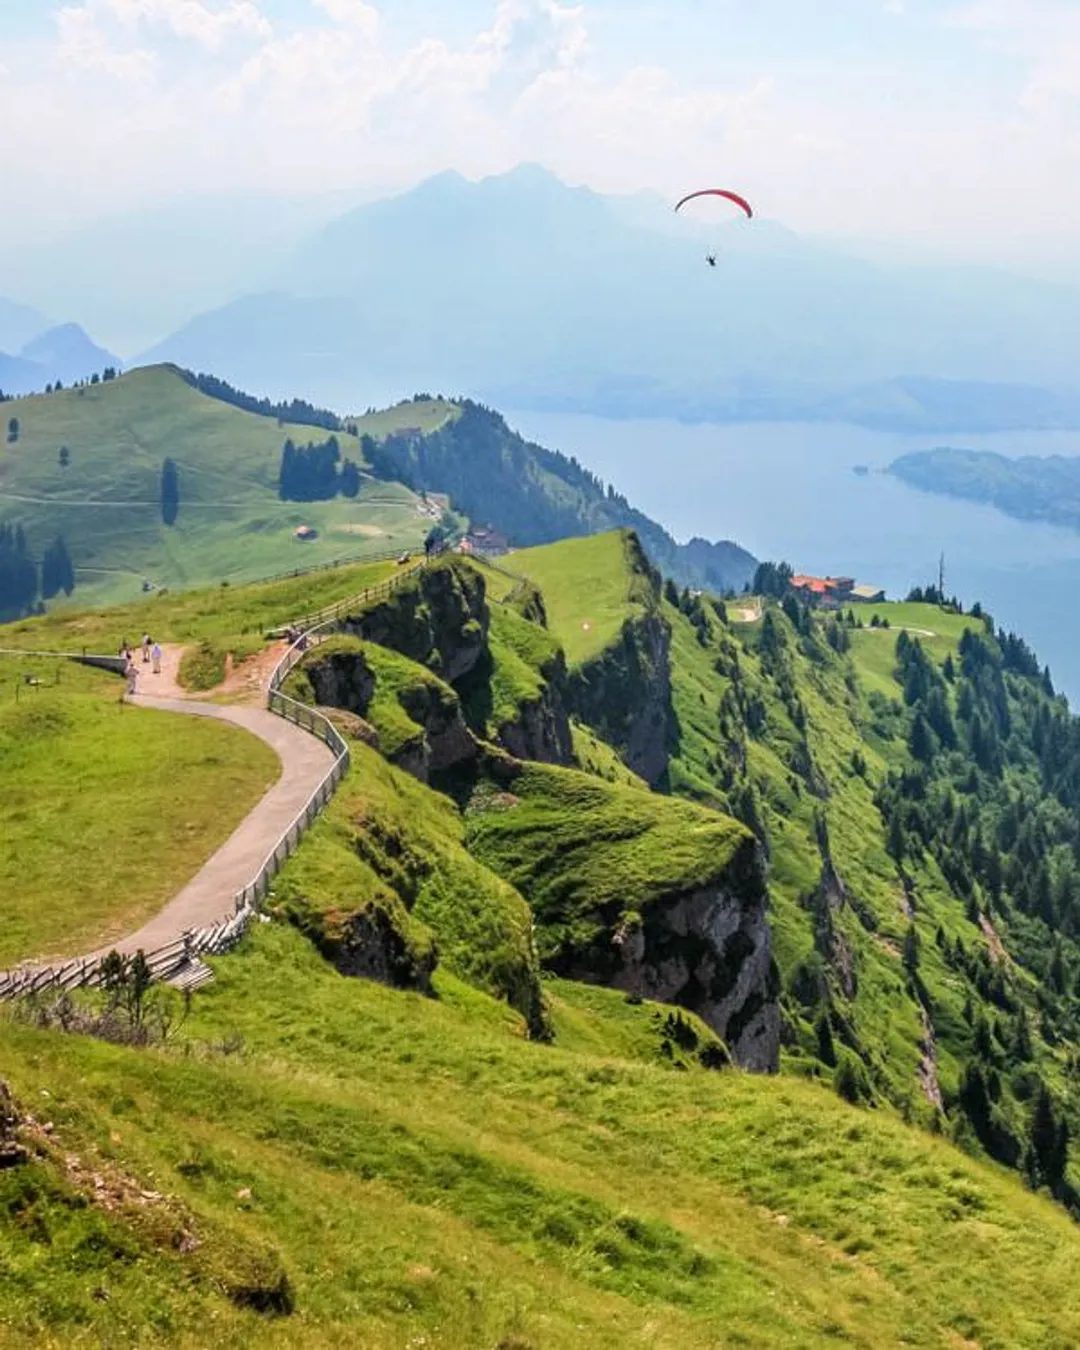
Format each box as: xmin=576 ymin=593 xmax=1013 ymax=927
xmin=3 ymin=0 xmax=1080 ymax=265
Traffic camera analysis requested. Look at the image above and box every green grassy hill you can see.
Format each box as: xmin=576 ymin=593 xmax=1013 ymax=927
xmin=5 ymin=922 xmax=1080 ymax=1347
xmin=0 ymin=366 xmax=432 ymax=609
xmin=8 ymin=530 xmax=1080 ymax=1342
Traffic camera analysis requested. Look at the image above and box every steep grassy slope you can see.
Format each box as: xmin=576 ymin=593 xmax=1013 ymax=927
xmin=504 ymin=530 xmax=1080 ymax=1193
xmin=0 ymin=654 xmax=277 ymax=966
xmin=0 ymin=366 xmax=430 ymax=608
xmin=506 ymin=531 xmax=649 ymax=667
xmin=270 ymin=738 xmax=546 ymax=1031
xmin=465 ymin=761 xmax=748 ymax=974
xmin=5 ymin=922 xmax=1080 ymax=1347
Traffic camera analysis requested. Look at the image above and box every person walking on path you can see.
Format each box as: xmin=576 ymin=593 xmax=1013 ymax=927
xmin=125 ymin=659 xmax=138 ymax=696
xmin=142 ymin=633 xmax=151 ymax=663
xmin=151 ymin=642 xmax=162 ymax=675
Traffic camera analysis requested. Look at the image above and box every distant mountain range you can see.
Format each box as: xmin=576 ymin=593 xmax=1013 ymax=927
xmin=4 ymin=166 xmax=1080 ymax=432
xmin=0 ymin=321 xmax=120 ymax=397
xmin=124 ymin=164 xmax=1080 ymax=431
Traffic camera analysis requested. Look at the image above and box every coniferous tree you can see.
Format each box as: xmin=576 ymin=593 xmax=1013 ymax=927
xmin=815 ymin=1011 xmax=837 ymax=1067
xmin=909 ymin=711 xmax=936 ymax=763
xmin=340 ymin=458 xmax=361 ymax=498
xmin=0 ymin=522 xmax=38 ymax=620
xmin=40 ymin=536 xmax=75 ymax=600
xmin=160 ymin=457 xmax=180 ymax=526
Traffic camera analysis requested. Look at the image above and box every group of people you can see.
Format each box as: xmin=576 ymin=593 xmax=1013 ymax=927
xmin=119 ymin=633 xmax=163 ymax=694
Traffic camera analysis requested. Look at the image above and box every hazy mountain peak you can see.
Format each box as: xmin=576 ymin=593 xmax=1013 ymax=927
xmin=21 ymin=322 xmax=118 ymax=374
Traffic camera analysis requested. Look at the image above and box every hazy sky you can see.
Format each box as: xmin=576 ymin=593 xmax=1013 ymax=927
xmin=4 ymin=0 xmax=1080 ymax=264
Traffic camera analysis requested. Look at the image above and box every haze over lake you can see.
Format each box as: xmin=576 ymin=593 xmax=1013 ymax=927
xmin=509 ymin=413 xmax=1080 ymax=705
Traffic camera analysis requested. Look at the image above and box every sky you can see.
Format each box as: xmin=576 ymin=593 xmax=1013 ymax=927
xmin=4 ymin=0 xmax=1080 ymax=267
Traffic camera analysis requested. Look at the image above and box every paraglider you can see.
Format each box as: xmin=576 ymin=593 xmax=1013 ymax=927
xmin=674 ymin=189 xmax=753 ymax=219
xmin=674 ymin=189 xmax=753 ymax=268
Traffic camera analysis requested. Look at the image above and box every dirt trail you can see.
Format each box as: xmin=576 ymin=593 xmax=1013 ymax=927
xmin=128 ymin=641 xmax=290 ymax=705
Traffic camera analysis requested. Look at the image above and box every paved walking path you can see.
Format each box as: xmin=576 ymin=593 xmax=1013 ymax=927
xmin=92 ymin=644 xmax=335 ymax=958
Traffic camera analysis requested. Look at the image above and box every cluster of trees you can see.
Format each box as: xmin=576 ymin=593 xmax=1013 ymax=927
xmin=278 ymin=436 xmax=361 ymax=502
xmin=40 ymin=368 xmax=119 ymax=396
xmin=867 ymin=620 xmax=1080 ymax=1200
xmin=181 ymin=370 xmax=342 ymax=433
xmin=751 ymin=561 xmax=795 ymax=598
xmin=0 ymin=524 xmax=74 ymax=621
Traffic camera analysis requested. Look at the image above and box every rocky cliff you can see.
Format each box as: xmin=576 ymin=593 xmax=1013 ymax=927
xmin=566 ymin=611 xmax=673 ymax=786
xmin=610 ymin=837 xmax=780 ymax=1072
xmin=466 ymin=758 xmax=780 ymax=1072
xmin=290 ymin=637 xmax=478 ymax=785
xmin=344 ymin=559 xmax=489 ymax=682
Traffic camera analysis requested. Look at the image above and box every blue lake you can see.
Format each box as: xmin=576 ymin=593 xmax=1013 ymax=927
xmin=507 ymin=412 xmax=1080 ymax=705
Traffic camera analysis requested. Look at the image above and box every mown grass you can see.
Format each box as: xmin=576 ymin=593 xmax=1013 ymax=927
xmin=509 ymin=530 xmax=646 ymax=666
xmin=3 ymin=921 xmax=1080 ymax=1347
xmin=0 ymin=366 xmax=431 ymax=609
xmin=0 ymin=656 xmax=278 ymax=965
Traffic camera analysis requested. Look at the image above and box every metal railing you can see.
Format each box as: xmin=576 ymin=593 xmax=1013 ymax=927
xmin=0 ymin=559 xmax=429 ymax=1000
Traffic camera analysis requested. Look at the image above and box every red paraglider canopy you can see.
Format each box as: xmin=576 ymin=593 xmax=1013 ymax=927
xmin=674 ymin=189 xmax=753 ymax=218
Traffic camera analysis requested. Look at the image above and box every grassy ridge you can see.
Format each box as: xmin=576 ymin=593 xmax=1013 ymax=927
xmin=0 ymin=366 xmax=430 ymax=608
xmin=4 ymin=922 xmax=1080 ymax=1346
xmin=508 ymin=531 xmax=648 ymax=666
xmin=0 ymin=656 xmax=278 ymax=965
xmin=0 ymin=556 xmax=398 ymax=671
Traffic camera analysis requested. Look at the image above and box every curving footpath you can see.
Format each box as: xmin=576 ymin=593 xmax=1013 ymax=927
xmin=99 ymin=693 xmax=334 ymax=959
xmin=0 ymin=557 xmax=424 ymax=998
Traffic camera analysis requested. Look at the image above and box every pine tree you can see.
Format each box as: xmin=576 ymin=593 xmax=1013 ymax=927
xmin=1029 ymin=1087 xmax=1067 ymax=1193
xmin=0 ymin=522 xmax=38 ymax=620
xmin=40 ymin=536 xmax=75 ymax=600
xmin=815 ymin=1011 xmax=837 ymax=1067
xmin=903 ymin=923 xmax=921 ymax=978
xmin=160 ymin=458 xmax=180 ymax=526
xmin=340 ymin=458 xmax=361 ymax=498
xmin=909 ymin=711 xmax=936 ymax=763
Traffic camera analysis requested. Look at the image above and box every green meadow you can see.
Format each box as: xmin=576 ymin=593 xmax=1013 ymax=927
xmin=0 ymin=366 xmax=431 ymax=609
xmin=3 ymin=922 xmax=1080 ymax=1348
xmin=0 ymin=656 xmax=278 ymax=966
